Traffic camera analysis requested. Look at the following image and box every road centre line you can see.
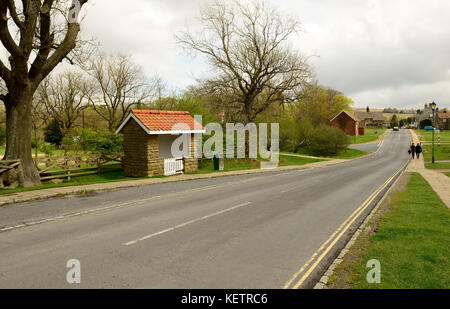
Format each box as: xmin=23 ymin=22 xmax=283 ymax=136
xmin=283 ymin=163 xmax=405 ymax=289
xmin=124 ymin=202 xmax=252 ymax=246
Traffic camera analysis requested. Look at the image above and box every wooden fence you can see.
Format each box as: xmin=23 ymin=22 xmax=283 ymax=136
xmin=33 ymin=154 xmax=123 ymax=181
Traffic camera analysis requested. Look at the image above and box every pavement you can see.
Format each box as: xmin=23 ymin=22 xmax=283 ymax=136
xmin=408 ymin=130 xmax=450 ymax=208
xmin=0 ymin=130 xmax=412 ymax=288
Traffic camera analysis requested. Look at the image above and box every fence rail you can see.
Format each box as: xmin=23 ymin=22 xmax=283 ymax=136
xmin=33 ymin=154 xmax=123 ymax=181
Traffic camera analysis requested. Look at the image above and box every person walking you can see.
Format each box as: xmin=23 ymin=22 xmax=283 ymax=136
xmin=415 ymin=143 xmax=422 ymax=159
xmin=409 ymin=143 xmax=416 ymax=159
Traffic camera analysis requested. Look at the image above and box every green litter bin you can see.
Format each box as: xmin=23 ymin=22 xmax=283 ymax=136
xmin=213 ymin=155 xmax=220 ymax=170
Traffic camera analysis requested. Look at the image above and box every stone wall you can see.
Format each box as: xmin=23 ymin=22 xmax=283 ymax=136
xmin=184 ymin=134 xmax=199 ymax=173
xmin=147 ymin=135 xmax=165 ymax=176
xmin=123 ymin=121 xmax=150 ymax=177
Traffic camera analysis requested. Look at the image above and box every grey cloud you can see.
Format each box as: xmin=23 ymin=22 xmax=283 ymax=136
xmin=80 ymin=0 xmax=450 ymax=109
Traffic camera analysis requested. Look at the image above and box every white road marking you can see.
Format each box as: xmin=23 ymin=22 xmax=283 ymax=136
xmin=376 ymin=140 xmax=384 ymax=154
xmin=124 ymin=202 xmax=252 ymax=246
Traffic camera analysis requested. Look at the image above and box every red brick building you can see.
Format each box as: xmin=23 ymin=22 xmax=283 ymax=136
xmin=330 ymin=110 xmax=360 ymax=136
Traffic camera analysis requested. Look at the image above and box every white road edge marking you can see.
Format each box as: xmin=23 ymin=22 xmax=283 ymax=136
xmin=376 ymin=140 xmax=384 ymax=154
xmin=124 ymin=202 xmax=252 ymax=246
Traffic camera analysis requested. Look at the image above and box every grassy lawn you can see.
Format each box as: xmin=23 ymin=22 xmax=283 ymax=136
xmin=193 ymin=155 xmax=324 ymax=174
xmin=0 ymin=170 xmax=152 ymax=196
xmin=444 ymin=173 xmax=450 ymax=178
xmin=416 ymin=129 xmax=450 ymax=143
xmin=351 ymin=128 xmax=387 ymax=145
xmin=422 ymin=144 xmax=450 ymax=162
xmin=284 ymin=148 xmax=367 ymax=160
xmin=425 ymin=162 xmax=450 ymax=170
xmin=278 ymin=155 xmax=324 ymax=166
xmin=334 ymin=173 xmax=450 ymax=289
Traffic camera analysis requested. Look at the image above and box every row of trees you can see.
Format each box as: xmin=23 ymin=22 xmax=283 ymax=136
xmin=0 ymin=0 xmax=354 ymax=187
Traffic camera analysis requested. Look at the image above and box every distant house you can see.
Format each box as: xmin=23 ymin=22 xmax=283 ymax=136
xmin=331 ymin=110 xmax=360 ymax=136
xmin=437 ymin=111 xmax=450 ymax=130
xmin=353 ymin=110 xmax=386 ymax=128
xmin=116 ymin=110 xmax=205 ymax=177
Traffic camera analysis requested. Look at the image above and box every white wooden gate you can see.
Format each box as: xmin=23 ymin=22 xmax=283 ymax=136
xmin=164 ymin=157 xmax=184 ymax=176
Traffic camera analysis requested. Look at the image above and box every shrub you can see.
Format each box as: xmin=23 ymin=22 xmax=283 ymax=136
xmin=38 ymin=142 xmax=54 ymax=157
xmin=44 ymin=119 xmax=63 ymax=146
xmin=62 ymin=129 xmax=123 ymax=157
xmin=419 ymin=119 xmax=432 ymax=129
xmin=305 ymin=125 xmax=350 ymax=156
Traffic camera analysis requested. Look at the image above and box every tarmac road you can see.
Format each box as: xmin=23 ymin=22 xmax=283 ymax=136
xmin=0 ymin=130 xmax=412 ymax=288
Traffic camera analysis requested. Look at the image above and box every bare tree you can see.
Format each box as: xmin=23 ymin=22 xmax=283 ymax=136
xmin=85 ymin=53 xmax=154 ymax=132
xmin=0 ymin=0 xmax=89 ymax=187
xmin=37 ymin=70 xmax=87 ymax=137
xmin=176 ymin=0 xmax=311 ymax=124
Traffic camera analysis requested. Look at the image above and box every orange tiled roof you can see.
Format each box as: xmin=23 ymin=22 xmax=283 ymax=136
xmin=131 ymin=109 xmax=203 ymax=132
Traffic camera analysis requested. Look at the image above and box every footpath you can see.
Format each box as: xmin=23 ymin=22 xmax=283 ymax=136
xmin=408 ymin=130 xmax=450 ymax=208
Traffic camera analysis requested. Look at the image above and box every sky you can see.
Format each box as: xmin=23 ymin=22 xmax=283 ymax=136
xmin=80 ymin=0 xmax=450 ymax=109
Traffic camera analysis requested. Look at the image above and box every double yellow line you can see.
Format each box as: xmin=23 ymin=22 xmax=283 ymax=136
xmin=283 ymin=164 xmax=407 ymax=289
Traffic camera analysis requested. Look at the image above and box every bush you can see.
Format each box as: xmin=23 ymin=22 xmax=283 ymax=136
xmin=279 ymin=118 xmax=313 ymax=153
xmin=305 ymin=125 xmax=350 ymax=156
xmin=38 ymin=142 xmax=54 ymax=157
xmin=63 ymin=129 xmax=123 ymax=157
xmin=419 ymin=119 xmax=432 ymax=129
xmin=44 ymin=119 xmax=63 ymax=146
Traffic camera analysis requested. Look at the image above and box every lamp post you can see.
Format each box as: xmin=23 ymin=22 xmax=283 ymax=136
xmin=430 ymin=101 xmax=437 ymax=164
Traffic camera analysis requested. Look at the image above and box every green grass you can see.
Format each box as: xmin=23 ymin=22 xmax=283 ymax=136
xmin=425 ymin=162 xmax=450 ymax=169
xmin=351 ymin=128 xmax=387 ymax=144
xmin=0 ymin=170 xmax=151 ymax=196
xmin=278 ymin=155 xmax=324 ymax=166
xmin=416 ymin=129 xmax=450 ymax=143
xmin=284 ymin=148 xmax=367 ymax=160
xmin=422 ymin=144 xmax=450 ymax=162
xmin=192 ymin=155 xmax=324 ymax=174
xmin=444 ymin=173 xmax=450 ymax=178
xmin=344 ymin=173 xmax=450 ymax=289
xmin=194 ymin=158 xmax=261 ymax=174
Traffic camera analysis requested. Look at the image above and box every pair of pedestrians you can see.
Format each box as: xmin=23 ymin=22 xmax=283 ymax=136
xmin=409 ymin=143 xmax=422 ymax=159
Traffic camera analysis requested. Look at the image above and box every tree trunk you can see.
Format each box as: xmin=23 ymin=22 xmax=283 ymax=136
xmin=3 ymin=91 xmax=41 ymax=187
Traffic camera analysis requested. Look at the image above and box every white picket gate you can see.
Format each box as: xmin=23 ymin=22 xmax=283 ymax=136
xmin=164 ymin=157 xmax=184 ymax=176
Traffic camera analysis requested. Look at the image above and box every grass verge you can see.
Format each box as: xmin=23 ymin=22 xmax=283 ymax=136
xmin=328 ymin=172 xmax=450 ymax=289
xmin=425 ymin=162 xmax=450 ymax=169
xmin=351 ymin=128 xmax=387 ymax=144
xmin=284 ymin=148 xmax=367 ymax=160
xmin=0 ymin=170 xmax=150 ymax=196
xmin=422 ymin=144 xmax=450 ymax=162
xmin=416 ymin=129 xmax=450 ymax=143
xmin=192 ymin=155 xmax=324 ymax=174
